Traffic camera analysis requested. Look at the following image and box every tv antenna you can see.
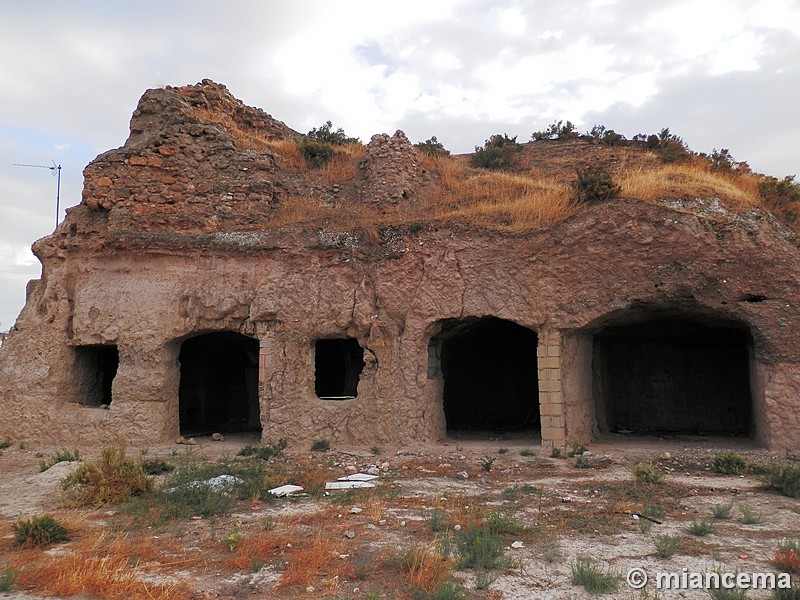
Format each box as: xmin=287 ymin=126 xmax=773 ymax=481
xmin=13 ymin=161 xmax=62 ymax=228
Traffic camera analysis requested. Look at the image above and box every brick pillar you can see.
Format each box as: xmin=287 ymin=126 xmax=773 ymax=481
xmin=538 ymin=330 xmax=566 ymax=449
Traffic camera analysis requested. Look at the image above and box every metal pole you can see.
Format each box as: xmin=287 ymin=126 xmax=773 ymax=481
xmin=55 ymin=164 xmax=61 ymax=228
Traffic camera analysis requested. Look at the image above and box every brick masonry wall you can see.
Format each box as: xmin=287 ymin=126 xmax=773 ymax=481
xmin=538 ymin=330 xmax=566 ymax=448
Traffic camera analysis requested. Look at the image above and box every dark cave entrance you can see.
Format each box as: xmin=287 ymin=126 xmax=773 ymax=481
xmin=434 ymin=317 xmax=540 ymax=433
xmin=74 ymin=344 xmax=119 ymax=406
xmin=178 ymin=332 xmax=260 ymax=435
xmin=315 ymin=338 xmax=364 ymax=399
xmin=593 ymin=314 xmax=753 ymax=436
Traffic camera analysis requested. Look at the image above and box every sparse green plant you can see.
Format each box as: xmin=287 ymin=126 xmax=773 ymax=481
xmin=497 ymin=447 xmax=509 ymax=455
xmin=631 ymin=462 xmax=665 ymax=484
xmin=711 ymin=502 xmax=734 ymax=519
xmin=653 ymin=535 xmax=679 ymax=558
xmin=687 ymin=518 xmax=716 ymax=536
xmin=502 ymin=483 xmax=538 ymax=500
xmin=470 ymin=134 xmax=520 ymax=170
xmin=39 ymin=448 xmax=81 ymax=472
xmin=0 ymin=566 xmax=18 ymax=592
xmin=474 ymin=569 xmax=497 ymax=590
xmin=568 ymin=444 xmax=589 ymax=457
xmin=575 ymin=457 xmax=591 ymax=469
xmin=298 ymin=139 xmax=336 ymax=168
xmin=410 ymin=579 xmax=467 ymax=600
xmin=237 ymin=438 xmax=287 ymax=460
xmin=550 ymin=447 xmax=563 ymax=458
xmin=485 ymin=510 xmax=529 ymax=535
xmin=480 ymin=456 xmax=496 ymax=472
xmin=708 ymin=578 xmax=749 ymax=600
xmin=637 ymin=127 xmax=692 ymax=163
xmin=772 ymin=585 xmax=800 ymax=600
xmin=426 ymin=508 xmax=449 ymax=532
xmin=644 ymin=504 xmax=666 ymax=519
xmin=370 ymin=446 xmax=382 ymax=456
xmin=638 ymin=518 xmax=653 ymax=534
xmin=415 ymin=136 xmax=450 ymax=157
xmin=311 ymin=439 xmax=330 ymax=452
xmin=760 ymin=464 xmax=800 ymax=498
xmin=224 ymin=524 xmax=245 ymax=551
xmin=307 ymin=120 xmax=360 ymax=146
xmin=573 ymin=164 xmax=620 ymax=204
xmin=453 ymin=524 xmax=506 ymax=570
xmin=520 ymin=449 xmax=537 ymax=457
xmin=588 ymin=124 xmax=627 ymax=146
xmin=713 ymin=451 xmax=748 ymax=475
xmin=13 ymin=515 xmax=69 ymax=547
xmin=739 ymin=504 xmax=763 ymax=525
xmin=0 ymin=439 xmax=12 ymax=450
xmin=61 ymin=445 xmax=151 ymax=506
xmin=773 ymin=539 xmax=800 ymax=573
xmin=532 ymin=120 xmax=580 ymax=141
xmin=541 ymin=541 xmax=562 ymax=563
xmin=570 ymin=557 xmax=621 ymax=594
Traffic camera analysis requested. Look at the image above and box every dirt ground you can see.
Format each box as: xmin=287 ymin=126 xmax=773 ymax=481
xmin=0 ymin=434 xmax=797 ymax=600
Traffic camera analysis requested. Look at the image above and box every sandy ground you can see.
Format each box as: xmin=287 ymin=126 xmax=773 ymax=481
xmin=0 ymin=434 xmax=798 ymax=599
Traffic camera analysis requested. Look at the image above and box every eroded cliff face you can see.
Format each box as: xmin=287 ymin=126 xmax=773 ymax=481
xmin=1 ymin=80 xmax=799 ymax=449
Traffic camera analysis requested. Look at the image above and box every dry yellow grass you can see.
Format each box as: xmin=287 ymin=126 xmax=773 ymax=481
xmin=262 ymin=138 xmax=306 ymax=171
xmin=225 ymin=531 xmax=282 ymax=571
xmin=618 ymin=163 xmax=761 ymax=209
xmin=399 ymin=547 xmax=455 ymax=594
xmin=277 ymin=533 xmax=346 ymax=590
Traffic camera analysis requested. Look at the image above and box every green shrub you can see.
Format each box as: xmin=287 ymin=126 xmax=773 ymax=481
xmin=739 ymin=504 xmax=763 ymax=525
xmin=13 ymin=515 xmax=69 ymax=547
xmin=410 ymin=579 xmax=467 ymax=600
xmin=237 ymin=438 xmax=287 ymax=460
xmin=485 ymin=510 xmax=529 ymax=535
xmin=454 ymin=524 xmax=506 ymax=570
xmin=630 ymin=462 xmax=665 ymax=484
xmin=311 ymin=439 xmax=330 ymax=452
xmin=531 ymin=120 xmax=580 ymax=141
xmin=61 ymin=445 xmax=151 ymax=506
xmin=653 ymin=534 xmax=678 ymax=558
xmin=713 ymin=451 xmax=748 ymax=475
xmin=307 ymin=120 xmax=360 ymax=145
xmin=709 ymin=148 xmax=740 ymax=172
xmin=637 ymin=127 xmax=692 ymax=163
xmin=761 ymin=464 xmax=800 ymax=498
xmin=298 ymin=139 xmax=336 ymax=167
xmin=572 ymin=164 xmax=620 ymax=204
xmin=426 ymin=508 xmax=449 ymax=532
xmin=480 ymin=456 xmax=495 ymax=472
xmin=141 ymin=460 xmax=174 ymax=476
xmin=759 ymin=175 xmax=800 ymax=224
xmin=39 ymin=449 xmax=81 ymax=472
xmin=470 ymin=134 xmax=520 ymax=170
xmin=587 ymin=124 xmax=626 ymax=146
xmin=570 ymin=558 xmax=621 ymax=594
xmin=414 ymin=136 xmax=450 ymax=157
xmin=687 ymin=518 xmax=716 ymax=536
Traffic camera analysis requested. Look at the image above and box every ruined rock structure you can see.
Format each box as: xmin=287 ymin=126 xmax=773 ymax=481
xmin=1 ymin=80 xmax=799 ymax=449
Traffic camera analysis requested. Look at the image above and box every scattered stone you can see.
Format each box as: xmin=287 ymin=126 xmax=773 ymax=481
xmin=582 ymin=450 xmax=592 ymax=457
xmin=345 ymin=465 xmax=358 ymax=473
xmin=453 ymin=524 xmax=462 ymax=531
xmin=175 ymin=436 xmax=198 ymax=446
xmin=457 ymin=471 xmax=469 ymax=480
xmin=350 ymin=507 xmax=363 ymax=515
xmin=511 ymin=541 xmax=524 ymax=549
xmin=344 ymin=531 xmax=356 ymax=539
xmin=367 ymin=466 xmax=380 ymax=476
xmin=211 ymin=432 xmax=224 ymax=441
xmin=661 ymin=452 xmax=672 ymax=460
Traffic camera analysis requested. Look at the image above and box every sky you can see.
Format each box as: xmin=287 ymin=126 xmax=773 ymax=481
xmin=1 ymin=0 xmax=799 ymax=329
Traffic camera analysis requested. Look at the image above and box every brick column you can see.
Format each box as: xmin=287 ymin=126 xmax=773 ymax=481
xmin=538 ymin=330 xmax=566 ymax=449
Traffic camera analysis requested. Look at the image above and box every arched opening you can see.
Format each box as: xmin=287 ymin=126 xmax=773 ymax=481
xmin=432 ymin=317 xmax=540 ymax=433
xmin=593 ymin=311 xmax=753 ymax=436
xmin=178 ymin=332 xmax=260 ymax=435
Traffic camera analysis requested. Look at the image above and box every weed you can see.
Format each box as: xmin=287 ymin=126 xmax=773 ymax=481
xmin=39 ymin=449 xmax=81 ymax=472
xmin=759 ymin=175 xmax=800 ymax=224
xmin=761 ymin=464 xmax=800 ymax=498
xmin=631 ymin=462 xmax=665 ymax=484
xmin=502 ymin=483 xmax=538 ymax=500
xmin=311 ymin=439 xmax=330 ymax=452
xmin=644 ymin=504 xmax=666 ymax=519
xmin=13 ymin=515 xmax=70 ymax=547
xmin=653 ymin=535 xmax=679 ymax=558
xmin=638 ymin=519 xmax=653 ymax=534
xmin=772 ymin=585 xmax=800 ymax=600
xmin=711 ymin=502 xmax=734 ymax=519
xmin=475 ymin=569 xmax=497 ymax=589
xmin=532 ymin=120 xmax=580 ymax=141
xmin=485 ymin=510 xmax=529 ymax=535
xmin=307 ymin=120 xmax=360 ymax=146
xmin=410 ymin=579 xmax=467 ymax=600
xmin=0 ymin=567 xmax=17 ymax=592
xmin=708 ymin=580 xmax=749 ymax=600
xmin=713 ymin=451 xmax=748 ymax=475
xmin=588 ymin=125 xmax=627 ymax=146
xmin=141 ymin=460 xmax=174 ymax=476
xmin=570 ymin=557 xmax=621 ymax=594
xmin=572 ymin=164 xmax=619 ymax=203
xmin=480 ymin=456 xmax=496 ymax=472
xmin=568 ymin=444 xmax=590 ymax=457
xmin=0 ymin=439 xmax=12 ymax=450
xmin=687 ymin=519 xmax=716 ymax=536
xmin=575 ymin=457 xmax=592 ymax=469
xmin=541 ymin=541 xmax=562 ymax=563
xmin=739 ymin=504 xmax=763 ymax=525
xmin=550 ymin=447 xmax=563 ymax=458
xmin=453 ymin=524 xmax=506 ymax=570
xmin=497 ymin=447 xmax=509 ymax=455
xmin=298 ymin=139 xmax=336 ymax=167
xmin=371 ymin=446 xmax=382 ymax=455
xmin=237 ymin=438 xmax=287 ymax=460
xmin=426 ymin=508 xmax=449 ymax=532
xmin=773 ymin=542 xmax=800 ymax=573
xmin=61 ymin=445 xmax=151 ymax=506
xmin=520 ymin=449 xmax=537 ymax=457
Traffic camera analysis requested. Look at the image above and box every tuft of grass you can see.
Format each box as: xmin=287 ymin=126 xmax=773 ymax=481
xmin=485 ymin=510 xmax=530 ymax=535
xmin=39 ymin=449 xmax=81 ymax=472
xmin=773 ymin=542 xmax=800 ymax=573
xmin=0 ymin=566 xmax=18 ymax=592
xmin=237 ymin=438 xmax=287 ymax=460
xmin=550 ymin=447 xmax=563 ymax=458
xmin=370 ymin=446 xmax=382 ymax=455
xmin=393 ymin=547 xmax=457 ymax=598
xmin=575 ymin=457 xmax=592 ymax=469
xmin=772 ymin=585 xmax=800 ymax=600
xmin=638 ymin=519 xmax=653 ymax=534
xmin=631 ymin=462 xmax=665 ymax=484
xmin=140 ymin=460 xmax=174 ymax=476
xmin=760 ymin=464 xmax=800 ymax=498
xmin=426 ymin=508 xmax=449 ymax=532
xmin=739 ymin=504 xmax=763 ymax=525
xmin=711 ymin=502 xmax=734 ymax=519
xmin=570 ymin=558 xmax=621 ymax=594
xmin=480 ymin=456 xmax=495 ymax=472
xmin=497 ymin=447 xmax=509 ymax=455
xmin=687 ymin=518 xmax=716 ymax=536
xmin=277 ymin=533 xmax=343 ymax=590
xmin=12 ymin=515 xmax=69 ymax=547
xmin=708 ymin=580 xmax=750 ymax=600
xmin=520 ymin=449 xmax=537 ymax=457
xmin=61 ymin=445 xmax=151 ymax=507
xmin=452 ymin=524 xmax=506 ymax=571
xmin=310 ymin=439 xmax=330 ymax=452
xmin=713 ymin=451 xmax=748 ymax=475
xmin=653 ymin=535 xmax=679 ymax=558
xmin=502 ymin=483 xmax=538 ymax=500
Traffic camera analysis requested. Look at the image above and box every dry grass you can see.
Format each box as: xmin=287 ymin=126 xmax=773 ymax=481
xmin=262 ymin=139 xmax=306 ymax=171
xmin=225 ymin=532 xmax=282 ymax=571
xmin=399 ymin=547 xmax=455 ymax=594
xmin=320 ymin=144 xmax=365 ymax=185
xmin=618 ymin=162 xmax=761 ymax=209
xmin=12 ymin=529 xmax=191 ymax=600
xmin=190 ymin=107 xmax=286 ymax=151
xmin=277 ymin=533 xmax=346 ymax=590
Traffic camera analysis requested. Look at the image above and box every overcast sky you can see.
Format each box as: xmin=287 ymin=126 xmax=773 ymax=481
xmin=1 ymin=0 xmax=799 ymax=329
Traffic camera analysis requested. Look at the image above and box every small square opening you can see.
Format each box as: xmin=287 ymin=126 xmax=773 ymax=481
xmin=314 ymin=338 xmax=364 ymax=399
xmin=74 ymin=345 xmax=119 ymax=407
